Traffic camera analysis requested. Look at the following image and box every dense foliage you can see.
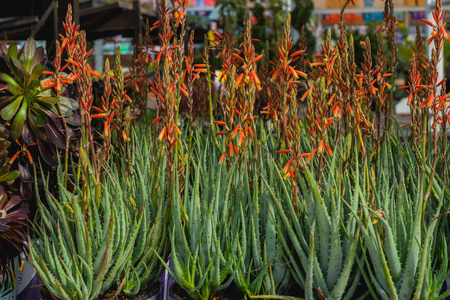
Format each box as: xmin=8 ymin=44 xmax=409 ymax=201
xmin=1 ymin=0 xmax=450 ymax=299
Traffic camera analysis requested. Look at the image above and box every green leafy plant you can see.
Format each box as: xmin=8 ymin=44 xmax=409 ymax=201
xmin=233 ymin=152 xmax=290 ymax=296
xmin=22 ymin=0 xmax=450 ymax=299
xmin=157 ymin=140 xmax=235 ymax=300
xmin=119 ymin=126 xmax=169 ymax=296
xmin=348 ymin=134 xmax=450 ymax=300
xmin=0 ymin=38 xmax=63 ymax=144
xmin=0 ymin=37 xmax=79 ymax=200
xmin=29 ymin=160 xmax=142 ymax=299
xmin=263 ymin=147 xmax=361 ymax=299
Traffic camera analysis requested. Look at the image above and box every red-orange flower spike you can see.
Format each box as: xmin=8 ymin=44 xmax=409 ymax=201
xmin=252 ymin=54 xmax=263 ymax=63
xmin=422 ymin=18 xmax=434 ymax=27
xmin=90 ymin=70 xmax=102 ymax=79
xmin=290 ymin=50 xmax=304 ymax=57
xmin=231 ymin=126 xmax=240 ymax=139
xmin=92 ymin=113 xmax=107 ymax=118
xmin=277 ymin=149 xmax=290 ymax=154
xmin=318 ymin=140 xmax=324 ymax=154
xmin=122 ymin=130 xmax=130 ymax=142
xmin=158 ymin=127 xmax=166 ymax=141
xmin=282 ymin=159 xmax=292 ymax=173
xmin=67 ymin=58 xmax=81 ymax=68
xmin=152 ymin=117 xmax=162 ymax=125
xmin=219 ymin=152 xmax=227 ymax=165
xmin=228 ymin=142 xmax=234 ymax=157
xmin=104 ymin=122 xmax=109 ymax=137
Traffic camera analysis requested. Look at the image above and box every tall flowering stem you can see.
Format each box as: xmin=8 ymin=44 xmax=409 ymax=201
xmin=335 ymin=23 xmax=357 ymax=136
xmin=270 ymin=15 xmax=308 ymax=209
xmin=151 ymin=0 xmax=187 ymax=205
xmin=358 ymin=38 xmax=374 ymax=124
xmin=96 ymin=59 xmax=113 ymax=165
xmin=172 ymin=0 xmax=188 ymax=129
xmin=421 ymin=0 xmax=450 ymax=187
xmin=354 ymin=38 xmax=375 ymax=143
xmin=64 ymin=20 xmax=92 ymax=163
xmin=215 ymin=21 xmax=239 ymax=168
xmin=400 ymin=28 xmax=430 ymax=155
xmin=304 ymin=30 xmax=335 ymax=182
xmin=238 ymin=20 xmax=261 ymax=164
xmin=202 ymin=37 xmax=218 ymax=140
xmin=373 ymin=30 xmax=390 ymax=141
xmin=112 ymin=49 xmax=133 ymax=149
xmin=184 ymin=31 xmax=195 ymax=132
xmin=111 ymin=49 xmax=135 ymax=176
xmin=284 ymin=86 xmax=302 ymax=213
xmin=403 ymin=56 xmax=426 ymax=154
xmin=216 ymin=19 xmax=262 ymax=169
xmin=269 ymin=15 xmax=306 ymax=151
xmin=43 ymin=38 xmax=78 ymax=180
xmin=60 ymin=5 xmax=107 ymax=206
xmin=258 ymin=41 xmax=272 ymax=118
xmin=128 ymin=20 xmax=153 ymax=120
xmin=383 ymin=0 xmax=398 ymax=132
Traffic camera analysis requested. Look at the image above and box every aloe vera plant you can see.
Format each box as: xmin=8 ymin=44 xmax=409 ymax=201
xmin=119 ymin=127 xmax=169 ymax=296
xmin=157 ymin=139 xmax=235 ymax=300
xmin=347 ymin=134 xmax=450 ymax=300
xmin=263 ymin=145 xmax=362 ymax=299
xmin=18 ymin=0 xmax=450 ymax=299
xmin=29 ymin=161 xmax=143 ymax=299
xmin=233 ymin=151 xmax=290 ymax=296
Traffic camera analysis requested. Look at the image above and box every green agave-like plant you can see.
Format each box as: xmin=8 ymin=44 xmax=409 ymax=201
xmin=233 ymin=151 xmax=290 ymax=296
xmin=29 ymin=160 xmax=143 ymax=300
xmin=347 ymin=134 xmax=450 ymax=300
xmin=263 ymin=143 xmax=362 ymax=299
xmin=157 ymin=139 xmax=235 ymax=300
xmin=119 ymin=128 xmax=169 ymax=296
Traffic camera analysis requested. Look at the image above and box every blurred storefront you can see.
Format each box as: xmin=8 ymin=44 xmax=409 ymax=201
xmin=312 ymin=0 xmax=450 ymax=50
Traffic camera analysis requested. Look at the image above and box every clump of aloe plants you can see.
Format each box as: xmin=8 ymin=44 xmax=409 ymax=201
xmin=26 ymin=4 xmax=168 ymax=299
xmin=13 ymin=0 xmax=450 ymax=299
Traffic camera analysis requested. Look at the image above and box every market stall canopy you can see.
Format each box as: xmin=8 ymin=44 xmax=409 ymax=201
xmin=0 ymin=0 xmax=158 ymax=54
